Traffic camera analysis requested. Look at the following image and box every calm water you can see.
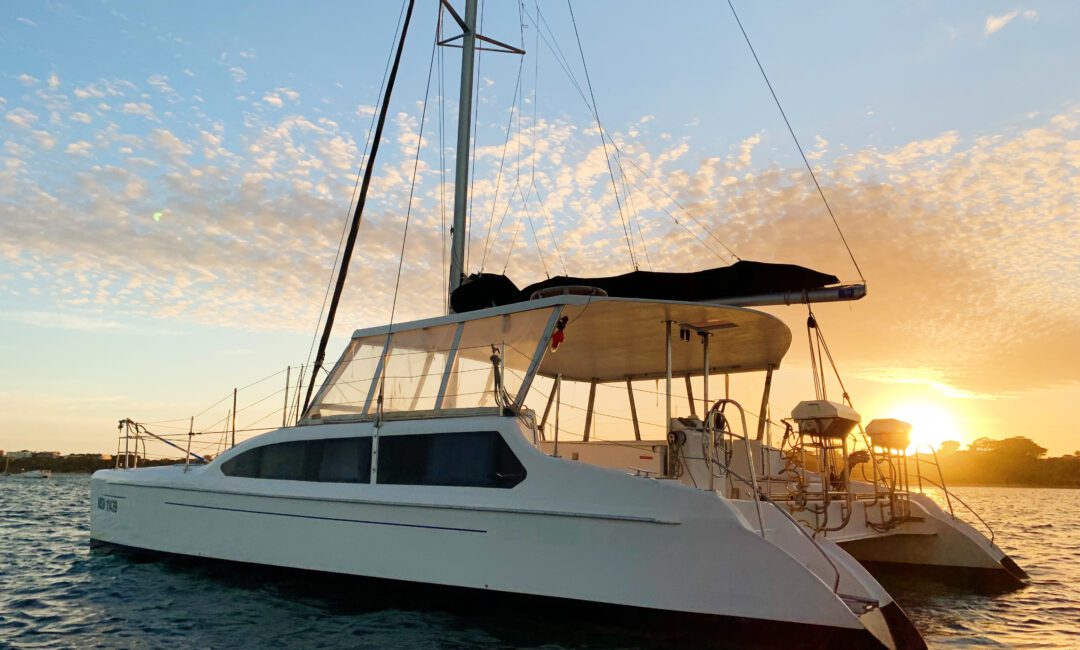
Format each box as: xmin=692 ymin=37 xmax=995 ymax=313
xmin=1 ymin=476 xmax=1077 ymax=649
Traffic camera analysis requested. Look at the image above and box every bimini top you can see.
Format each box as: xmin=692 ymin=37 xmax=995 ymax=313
xmin=534 ymin=298 xmax=790 ymax=381
xmin=307 ymin=296 xmax=790 ymax=420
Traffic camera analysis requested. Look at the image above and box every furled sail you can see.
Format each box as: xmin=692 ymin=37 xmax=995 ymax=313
xmin=450 ymin=260 xmax=839 ymax=313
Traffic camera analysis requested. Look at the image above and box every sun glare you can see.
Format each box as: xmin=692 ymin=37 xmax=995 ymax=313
xmin=885 ymin=402 xmax=960 ymax=453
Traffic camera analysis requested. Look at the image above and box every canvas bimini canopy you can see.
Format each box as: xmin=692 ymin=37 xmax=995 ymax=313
xmin=303 ymin=295 xmax=791 ymax=422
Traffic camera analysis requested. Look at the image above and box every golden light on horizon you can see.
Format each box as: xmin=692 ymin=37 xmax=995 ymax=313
xmin=885 ymin=402 xmax=961 ymax=453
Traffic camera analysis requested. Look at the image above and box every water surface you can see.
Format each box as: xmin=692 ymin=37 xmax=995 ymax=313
xmin=1 ymin=476 xmax=1077 ymax=648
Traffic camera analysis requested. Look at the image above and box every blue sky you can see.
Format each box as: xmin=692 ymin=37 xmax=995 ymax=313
xmin=2 ymin=1 xmax=1079 ymax=455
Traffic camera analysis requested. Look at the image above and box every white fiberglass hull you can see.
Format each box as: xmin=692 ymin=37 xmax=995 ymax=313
xmin=91 ymin=418 xmax=922 ymax=649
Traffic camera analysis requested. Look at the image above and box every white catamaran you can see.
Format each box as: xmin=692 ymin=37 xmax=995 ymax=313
xmin=92 ymin=2 xmax=1023 ymax=648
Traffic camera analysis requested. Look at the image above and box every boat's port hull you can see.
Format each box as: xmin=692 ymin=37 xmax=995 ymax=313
xmin=91 ymin=538 xmax=902 ymax=650
xmin=90 ymin=475 xmax=862 ymax=629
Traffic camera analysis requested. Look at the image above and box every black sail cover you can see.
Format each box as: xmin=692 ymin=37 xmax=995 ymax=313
xmin=450 ymin=260 xmax=839 ymax=313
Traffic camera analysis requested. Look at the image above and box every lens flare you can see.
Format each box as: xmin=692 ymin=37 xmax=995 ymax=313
xmin=887 ymin=402 xmax=959 ymax=453
xmin=153 ymin=211 xmax=164 ymax=222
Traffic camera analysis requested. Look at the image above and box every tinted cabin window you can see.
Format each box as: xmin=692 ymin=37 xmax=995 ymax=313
xmin=221 ymin=437 xmax=371 ymax=483
xmin=318 ymin=437 xmax=371 ymax=483
xmin=377 ymin=431 xmax=526 ymax=488
xmin=260 ymin=440 xmax=310 ymax=481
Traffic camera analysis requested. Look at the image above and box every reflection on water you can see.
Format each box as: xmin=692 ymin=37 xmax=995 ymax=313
xmin=884 ymin=486 xmax=1080 ymax=648
xmin=1 ymin=476 xmax=1078 ymax=648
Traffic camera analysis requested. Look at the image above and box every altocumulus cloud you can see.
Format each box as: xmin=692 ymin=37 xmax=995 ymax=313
xmin=0 ymin=73 xmax=1077 ymax=400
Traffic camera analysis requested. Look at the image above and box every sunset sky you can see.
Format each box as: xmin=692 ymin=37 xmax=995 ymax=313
xmin=1 ymin=1 xmax=1078 ymax=457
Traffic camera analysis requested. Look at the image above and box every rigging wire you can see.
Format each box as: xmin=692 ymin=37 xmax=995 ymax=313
xmin=385 ymin=27 xmax=439 ymax=337
xmin=505 ymin=185 xmax=549 ymax=277
xmin=528 ymin=2 xmax=567 ymax=276
xmin=727 ymin=0 xmax=865 ymax=283
xmin=617 ymin=148 xmax=652 ymax=270
xmin=478 ymin=51 xmax=526 ymax=271
xmin=303 ymin=0 xmax=409 ymax=375
xmin=438 ymin=24 xmax=449 ymax=313
xmin=566 ymin=0 xmax=637 ymax=270
xmin=522 ymin=2 xmax=738 ymax=264
xmin=610 ymin=150 xmax=740 ymax=262
xmin=486 ymin=1 xmax=535 ymax=275
xmin=302 ymin=0 xmax=417 ymax=416
xmin=618 ymin=170 xmax=730 ymax=261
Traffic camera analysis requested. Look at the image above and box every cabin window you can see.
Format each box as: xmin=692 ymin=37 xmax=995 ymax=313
xmin=317 ymin=437 xmax=372 ymax=483
xmin=221 ymin=437 xmax=371 ymax=483
xmin=259 ymin=440 xmax=310 ymax=481
xmin=376 ymin=431 xmax=526 ymax=488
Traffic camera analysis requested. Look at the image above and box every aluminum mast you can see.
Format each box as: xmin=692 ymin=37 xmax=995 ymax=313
xmin=447 ymin=0 xmax=478 ymax=304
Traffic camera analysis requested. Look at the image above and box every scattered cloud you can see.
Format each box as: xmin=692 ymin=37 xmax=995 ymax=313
xmin=985 ymin=9 xmax=1038 ymax=36
xmin=15 ymin=17 xmax=37 ymax=27
xmin=65 ymin=140 xmax=93 ymax=156
xmin=121 ymin=102 xmax=157 ymax=120
xmin=261 ymin=88 xmax=299 ymax=108
xmin=17 ymin=73 xmax=38 ymax=86
xmin=5 ymin=107 xmax=39 ymax=129
xmin=228 ymin=66 xmax=247 ymax=83
xmin=147 ymin=74 xmax=178 ymax=101
xmin=47 ymin=72 xmax=60 ymax=89
xmin=31 ymin=129 xmax=56 ymax=150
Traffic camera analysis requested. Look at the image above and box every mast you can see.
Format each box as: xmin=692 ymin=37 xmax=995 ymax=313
xmin=302 ymin=0 xmax=417 ymax=417
xmin=447 ymin=0 xmax=478 ymax=304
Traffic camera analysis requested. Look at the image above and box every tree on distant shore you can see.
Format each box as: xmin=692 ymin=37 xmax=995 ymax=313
xmin=938 ymin=440 xmax=961 ymax=454
xmin=968 ymin=436 xmax=1047 ymax=459
xmin=935 ymin=436 xmax=1077 ymax=487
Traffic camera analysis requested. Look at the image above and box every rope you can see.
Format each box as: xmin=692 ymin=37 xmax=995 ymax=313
xmin=727 ymin=0 xmax=865 ymax=283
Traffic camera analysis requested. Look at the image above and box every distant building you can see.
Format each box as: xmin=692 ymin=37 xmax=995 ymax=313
xmin=33 ymin=451 xmax=62 ymax=458
xmin=7 ymin=450 xmax=33 ymax=460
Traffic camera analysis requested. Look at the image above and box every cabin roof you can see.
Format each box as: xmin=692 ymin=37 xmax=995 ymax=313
xmin=350 ymin=295 xmax=790 ymax=383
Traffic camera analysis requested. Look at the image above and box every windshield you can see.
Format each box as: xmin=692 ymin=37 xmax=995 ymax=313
xmin=307 ymin=306 xmax=558 ymax=420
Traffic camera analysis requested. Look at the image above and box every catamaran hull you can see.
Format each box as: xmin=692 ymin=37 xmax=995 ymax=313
xmin=91 ymin=453 xmax=924 ymax=645
xmin=90 ymin=538 xmax=910 ymax=649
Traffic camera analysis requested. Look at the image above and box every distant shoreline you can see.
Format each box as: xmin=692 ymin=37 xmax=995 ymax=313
xmin=943 ymin=482 xmax=1080 ymax=490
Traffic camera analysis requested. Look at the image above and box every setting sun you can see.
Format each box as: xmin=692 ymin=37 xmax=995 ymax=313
xmin=885 ymin=402 xmax=961 ymax=453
